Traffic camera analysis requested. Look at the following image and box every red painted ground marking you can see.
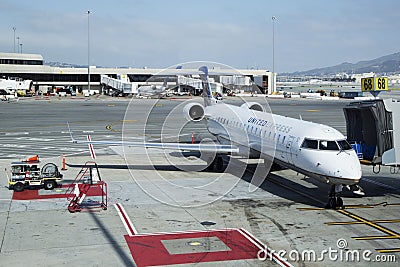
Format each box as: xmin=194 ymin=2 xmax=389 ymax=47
xmin=239 ymin=228 xmax=292 ymax=267
xmin=114 ymin=203 xmax=137 ymax=236
xmin=124 ymin=228 xmax=261 ymax=267
xmin=87 ymin=135 xmax=97 ymax=159
xmin=12 ymin=184 xmax=104 ymax=200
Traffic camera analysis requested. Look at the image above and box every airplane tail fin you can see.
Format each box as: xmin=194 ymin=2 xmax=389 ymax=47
xmin=198 ymin=66 xmax=217 ymax=107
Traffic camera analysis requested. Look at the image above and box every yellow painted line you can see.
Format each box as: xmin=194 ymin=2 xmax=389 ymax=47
xmin=376 ymin=248 xmax=400 ymax=253
xmin=297 ymin=207 xmax=325 ymax=211
xmin=360 ymin=159 xmax=373 ymax=165
xmin=354 ymin=235 xmax=400 ymax=241
xmin=342 ymin=205 xmax=374 ymax=209
xmin=107 ymin=104 xmax=115 ymax=107
xmin=337 ymin=210 xmax=400 ymax=237
xmin=326 ymin=219 xmax=400 ymax=226
xmin=386 ymin=203 xmax=400 ymax=207
xmin=121 ymin=120 xmax=137 ymax=123
xmin=326 ymin=221 xmax=365 ymax=225
xmin=306 ymin=109 xmax=320 ymax=112
xmin=297 ymin=204 xmax=376 ymax=211
xmin=155 ymin=103 xmax=163 ymax=107
xmin=374 ymin=219 xmax=400 ymax=223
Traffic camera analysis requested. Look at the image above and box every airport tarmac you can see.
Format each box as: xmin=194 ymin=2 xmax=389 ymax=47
xmin=0 ymin=95 xmax=399 ymax=266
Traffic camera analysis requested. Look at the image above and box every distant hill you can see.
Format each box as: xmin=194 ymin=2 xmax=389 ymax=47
xmin=44 ymin=61 xmax=110 ymax=68
xmin=287 ymin=52 xmax=400 ymax=76
xmin=45 ymin=61 xmax=88 ymax=68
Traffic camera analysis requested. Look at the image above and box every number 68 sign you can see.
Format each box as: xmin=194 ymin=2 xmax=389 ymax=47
xmin=361 ymin=77 xmax=388 ymax=91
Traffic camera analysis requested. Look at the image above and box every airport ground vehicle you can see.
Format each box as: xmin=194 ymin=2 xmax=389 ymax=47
xmin=0 ymin=89 xmax=16 ymax=101
xmin=7 ymin=156 xmax=63 ymax=192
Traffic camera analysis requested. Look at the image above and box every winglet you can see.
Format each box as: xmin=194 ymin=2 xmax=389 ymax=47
xmin=67 ymin=122 xmax=77 ymax=143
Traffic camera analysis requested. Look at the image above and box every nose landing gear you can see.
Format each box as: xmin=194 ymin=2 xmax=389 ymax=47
xmin=326 ymin=185 xmax=344 ymax=210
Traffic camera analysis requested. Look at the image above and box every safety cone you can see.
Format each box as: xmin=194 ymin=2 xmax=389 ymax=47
xmin=61 ymin=154 xmax=67 ymax=170
xmin=192 ymin=133 xmax=195 ymax=144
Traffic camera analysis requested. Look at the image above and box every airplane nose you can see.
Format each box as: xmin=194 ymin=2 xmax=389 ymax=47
xmin=320 ymin=152 xmax=362 ymax=182
xmin=335 ymin=153 xmax=362 ymax=181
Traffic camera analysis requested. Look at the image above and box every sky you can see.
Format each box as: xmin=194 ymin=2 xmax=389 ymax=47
xmin=0 ymin=0 xmax=399 ymax=73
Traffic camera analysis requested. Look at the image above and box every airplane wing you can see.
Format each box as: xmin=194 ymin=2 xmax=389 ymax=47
xmin=67 ymin=123 xmax=238 ymax=154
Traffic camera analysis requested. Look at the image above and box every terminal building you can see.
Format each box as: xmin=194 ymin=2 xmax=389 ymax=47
xmin=0 ymin=52 xmax=274 ymax=96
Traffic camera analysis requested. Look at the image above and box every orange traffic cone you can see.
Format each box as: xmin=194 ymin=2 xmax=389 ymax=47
xmin=61 ymin=154 xmax=67 ymax=170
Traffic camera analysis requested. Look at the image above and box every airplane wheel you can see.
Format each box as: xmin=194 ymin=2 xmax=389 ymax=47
xmin=216 ymin=156 xmax=224 ymax=172
xmin=336 ymin=197 xmax=344 ymax=209
xmin=326 ymin=198 xmax=336 ymax=209
xmin=205 ymin=157 xmax=215 ymax=171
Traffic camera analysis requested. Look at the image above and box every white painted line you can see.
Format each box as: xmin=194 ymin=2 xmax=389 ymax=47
xmin=15 ymin=137 xmax=55 ymax=141
xmin=132 ymin=228 xmax=238 ymax=237
xmin=5 ymin=132 xmax=29 ymax=136
xmin=114 ymin=203 xmax=137 ymax=236
xmin=238 ymin=228 xmax=294 ymax=267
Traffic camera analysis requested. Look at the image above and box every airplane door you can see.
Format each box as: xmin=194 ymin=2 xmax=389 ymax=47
xmin=285 ymin=136 xmax=295 ymax=165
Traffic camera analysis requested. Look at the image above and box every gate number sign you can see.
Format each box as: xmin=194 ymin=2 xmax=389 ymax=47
xmin=361 ymin=77 xmax=388 ymax=91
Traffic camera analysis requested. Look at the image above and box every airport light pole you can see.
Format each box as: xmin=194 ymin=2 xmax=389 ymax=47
xmin=20 ymin=43 xmax=23 ymax=54
xmin=271 ymin=16 xmax=276 ymax=94
xmin=13 ymin=27 xmax=16 ymax=53
xmin=87 ymin=10 xmax=91 ymax=93
xmin=17 ymin=37 xmax=20 ymax=53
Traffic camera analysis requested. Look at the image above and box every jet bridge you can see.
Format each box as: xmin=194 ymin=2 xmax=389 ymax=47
xmin=100 ymin=74 xmax=136 ymax=96
xmin=344 ymin=98 xmax=400 ymax=169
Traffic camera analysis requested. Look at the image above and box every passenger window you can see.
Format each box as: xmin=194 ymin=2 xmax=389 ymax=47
xmin=301 ymin=139 xmax=318 ymax=149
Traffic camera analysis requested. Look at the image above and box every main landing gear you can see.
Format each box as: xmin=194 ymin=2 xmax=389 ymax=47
xmin=326 ymin=185 xmax=344 ymax=210
xmin=206 ymin=155 xmax=225 ymax=172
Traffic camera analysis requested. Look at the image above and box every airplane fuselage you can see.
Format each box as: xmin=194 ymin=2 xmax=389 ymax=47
xmin=205 ymin=103 xmax=362 ymax=186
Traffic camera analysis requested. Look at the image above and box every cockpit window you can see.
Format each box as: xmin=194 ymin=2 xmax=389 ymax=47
xmin=301 ymin=138 xmax=352 ymax=151
xmin=319 ymin=140 xmax=339 ymax=150
xmin=337 ymin=140 xmax=352 ymax=150
xmin=301 ymin=139 xmax=318 ymax=149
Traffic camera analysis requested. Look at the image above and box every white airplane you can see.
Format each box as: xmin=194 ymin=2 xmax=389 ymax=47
xmin=136 ymin=66 xmax=185 ymax=98
xmin=69 ymin=66 xmax=363 ymax=209
xmin=137 ymin=80 xmax=168 ymax=98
